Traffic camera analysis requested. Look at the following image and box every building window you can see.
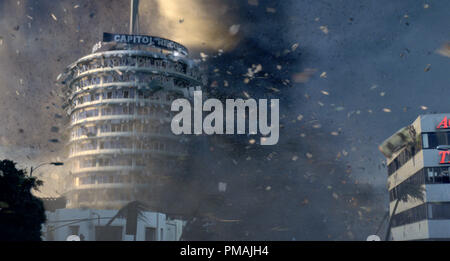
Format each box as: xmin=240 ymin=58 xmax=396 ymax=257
xmin=391 ymin=203 xmax=427 ymax=228
xmin=80 ymin=159 xmax=96 ymax=168
xmin=422 ymin=131 xmax=450 ymax=149
xmin=389 ymin=168 xmax=425 ymax=202
xmin=95 ymin=226 xmax=123 ymax=241
xmin=426 ymin=167 xmax=450 ymax=184
xmin=145 ymin=227 xmax=156 ymax=241
xmin=389 ymin=166 xmax=450 ymax=202
xmin=387 ymin=146 xmax=420 ymax=176
xmin=429 ymin=202 xmax=450 ymax=219
xmin=422 ymin=133 xmax=429 ymax=148
xmin=85 ymin=109 xmax=99 ymax=118
xmin=69 ymin=225 xmax=80 ymax=236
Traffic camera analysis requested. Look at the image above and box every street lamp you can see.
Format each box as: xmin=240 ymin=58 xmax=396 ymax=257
xmin=30 ymin=162 xmax=64 ymax=177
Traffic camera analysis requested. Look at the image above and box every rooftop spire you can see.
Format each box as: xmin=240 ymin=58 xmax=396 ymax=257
xmin=130 ymin=0 xmax=140 ymax=34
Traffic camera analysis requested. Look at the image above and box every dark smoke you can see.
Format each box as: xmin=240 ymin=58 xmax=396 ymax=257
xmin=0 ymin=0 xmax=448 ymax=240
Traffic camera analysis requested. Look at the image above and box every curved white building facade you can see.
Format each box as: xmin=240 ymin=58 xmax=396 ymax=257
xmin=59 ymin=43 xmax=202 ymax=210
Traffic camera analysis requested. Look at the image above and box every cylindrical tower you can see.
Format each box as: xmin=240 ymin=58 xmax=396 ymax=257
xmin=58 ymin=42 xmax=202 ymax=210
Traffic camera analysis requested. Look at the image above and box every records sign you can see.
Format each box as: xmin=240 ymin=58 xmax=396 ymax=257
xmin=103 ymin=32 xmax=188 ymax=55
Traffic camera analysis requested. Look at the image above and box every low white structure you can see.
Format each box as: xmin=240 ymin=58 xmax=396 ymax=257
xmin=42 ymin=208 xmax=185 ymax=241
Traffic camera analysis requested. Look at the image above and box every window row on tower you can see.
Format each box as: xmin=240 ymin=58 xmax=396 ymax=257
xmin=70 ymin=104 xmax=173 ymax=122
xmin=71 ymin=88 xmax=184 ymax=107
xmin=75 ymin=170 xmax=152 ymax=186
xmin=71 ymin=72 xmax=194 ymax=93
xmin=69 ymin=137 xmax=186 ymax=155
xmin=75 ymin=155 xmax=177 ymax=170
xmin=70 ymin=120 xmax=170 ymax=139
xmin=74 ymin=54 xmax=200 ymax=81
xmin=71 ymin=188 xmax=137 ymax=204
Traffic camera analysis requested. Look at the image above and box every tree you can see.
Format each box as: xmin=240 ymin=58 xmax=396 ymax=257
xmin=385 ymin=181 xmax=425 ymax=241
xmin=0 ymin=159 xmax=46 ymax=241
xmin=105 ymin=200 xmax=148 ymax=240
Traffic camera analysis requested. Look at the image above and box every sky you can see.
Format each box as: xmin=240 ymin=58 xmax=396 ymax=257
xmin=0 ymin=0 xmax=448 ymax=240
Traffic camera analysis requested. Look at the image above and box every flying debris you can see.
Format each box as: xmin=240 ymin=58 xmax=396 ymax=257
xmin=218 ymin=182 xmax=227 ymax=192
xmin=200 ymin=52 xmax=208 ymax=61
xmin=319 ymin=25 xmax=329 ymax=34
xmin=379 ymin=125 xmax=416 ymax=158
xmin=229 ymin=24 xmax=240 ymax=35
xmin=332 ymin=193 xmax=339 ymax=199
xmin=292 ymin=68 xmax=317 ymax=83
xmin=436 ymin=43 xmax=450 ymax=58
xmin=248 ymin=0 xmax=259 ymax=6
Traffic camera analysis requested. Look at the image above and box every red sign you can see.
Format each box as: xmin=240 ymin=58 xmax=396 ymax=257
xmin=440 ymin=151 xmax=450 ymax=164
xmin=437 ymin=116 xmax=450 ymax=129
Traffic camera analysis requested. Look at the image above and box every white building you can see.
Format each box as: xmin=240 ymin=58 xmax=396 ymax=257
xmin=49 ymin=1 xmax=203 ymax=241
xmin=50 ymin=35 xmax=200 ymax=240
xmin=58 ymin=42 xmax=201 ymax=210
xmin=42 ymin=208 xmax=185 ymax=241
xmin=380 ymin=114 xmax=450 ymax=240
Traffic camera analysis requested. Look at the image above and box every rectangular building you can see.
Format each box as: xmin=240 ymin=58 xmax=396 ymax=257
xmin=381 ymin=114 xmax=450 ymax=240
xmin=42 ymin=208 xmax=185 ymax=241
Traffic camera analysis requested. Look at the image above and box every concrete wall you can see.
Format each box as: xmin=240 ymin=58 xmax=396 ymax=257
xmin=420 ymin=114 xmax=450 ymax=133
xmin=392 ymin=220 xmax=429 ymax=241
xmin=42 ymin=208 xmax=185 ymax=241
xmin=427 ymin=220 xmax=450 ymax=239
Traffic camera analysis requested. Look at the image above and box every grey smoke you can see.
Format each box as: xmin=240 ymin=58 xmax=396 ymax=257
xmin=0 ymin=0 xmax=448 ymax=240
